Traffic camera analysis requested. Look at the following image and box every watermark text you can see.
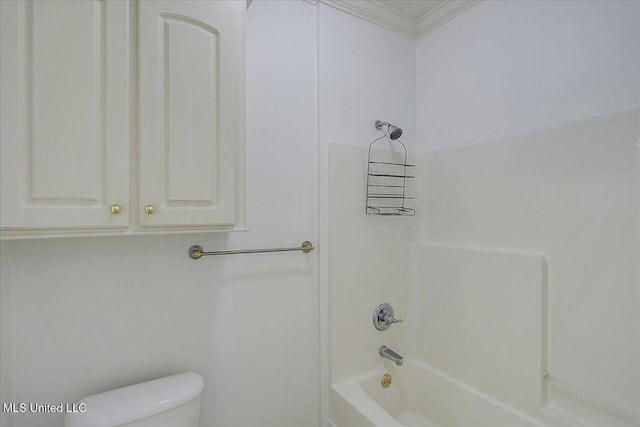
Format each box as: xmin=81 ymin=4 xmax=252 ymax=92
xmin=2 ymin=402 xmax=86 ymax=414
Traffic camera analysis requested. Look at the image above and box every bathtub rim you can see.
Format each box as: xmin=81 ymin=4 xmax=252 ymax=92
xmin=330 ymin=358 xmax=554 ymax=427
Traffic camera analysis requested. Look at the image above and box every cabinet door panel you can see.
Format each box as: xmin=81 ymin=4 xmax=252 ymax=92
xmin=138 ymin=1 xmax=243 ymax=228
xmin=0 ymin=0 xmax=129 ymax=231
xmin=31 ymin=1 xmax=101 ymax=201
xmin=166 ymin=16 xmax=218 ymax=204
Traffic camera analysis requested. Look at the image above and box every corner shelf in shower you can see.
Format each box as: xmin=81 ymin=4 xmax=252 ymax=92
xmin=366 ymin=137 xmax=415 ymax=216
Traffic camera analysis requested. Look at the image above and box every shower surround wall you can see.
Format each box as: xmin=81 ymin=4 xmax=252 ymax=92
xmin=414 ymin=111 xmax=639 ymax=421
xmin=414 ymin=0 xmax=640 ymax=423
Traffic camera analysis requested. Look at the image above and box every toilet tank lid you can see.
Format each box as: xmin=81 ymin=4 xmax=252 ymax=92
xmin=64 ymin=372 xmax=204 ymax=427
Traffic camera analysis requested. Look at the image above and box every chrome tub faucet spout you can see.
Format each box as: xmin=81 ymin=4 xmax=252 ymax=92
xmin=379 ymin=345 xmax=403 ymax=366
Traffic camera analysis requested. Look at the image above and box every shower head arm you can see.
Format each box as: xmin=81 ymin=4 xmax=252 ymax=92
xmin=375 ymin=120 xmax=389 ymax=131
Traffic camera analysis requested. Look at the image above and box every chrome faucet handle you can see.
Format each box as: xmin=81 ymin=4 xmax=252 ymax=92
xmin=373 ymin=303 xmax=403 ymax=331
xmin=382 ymin=312 xmax=403 ymax=325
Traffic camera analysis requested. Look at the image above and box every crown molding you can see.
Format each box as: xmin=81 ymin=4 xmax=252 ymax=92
xmin=319 ymin=0 xmax=418 ymax=39
xmin=250 ymin=0 xmax=320 ymax=8
xmin=317 ymin=0 xmax=479 ymax=39
xmin=416 ymin=0 xmax=479 ymax=38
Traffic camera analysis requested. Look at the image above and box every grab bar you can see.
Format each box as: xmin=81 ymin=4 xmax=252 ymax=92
xmin=188 ymin=241 xmax=315 ymax=260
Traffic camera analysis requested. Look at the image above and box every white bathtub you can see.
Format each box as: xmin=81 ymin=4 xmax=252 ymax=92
xmin=330 ymin=359 xmax=550 ymax=427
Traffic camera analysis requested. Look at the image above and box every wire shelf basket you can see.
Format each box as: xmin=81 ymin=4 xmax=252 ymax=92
xmin=366 ymin=121 xmax=415 ymax=216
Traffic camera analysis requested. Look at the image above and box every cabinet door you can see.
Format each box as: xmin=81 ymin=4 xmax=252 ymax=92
xmin=138 ymin=1 xmax=244 ymax=228
xmin=0 ymin=1 xmax=130 ymax=233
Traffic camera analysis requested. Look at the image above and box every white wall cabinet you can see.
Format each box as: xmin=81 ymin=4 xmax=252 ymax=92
xmin=0 ymin=0 xmax=130 ymax=232
xmin=138 ymin=1 xmax=244 ymax=228
xmin=0 ymin=0 xmax=245 ymax=238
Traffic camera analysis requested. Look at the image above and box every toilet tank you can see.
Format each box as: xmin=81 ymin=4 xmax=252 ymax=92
xmin=64 ymin=372 xmax=204 ymax=427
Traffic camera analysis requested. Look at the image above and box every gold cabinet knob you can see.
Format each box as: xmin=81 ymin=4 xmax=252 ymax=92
xmin=110 ymin=204 xmax=123 ymax=215
xmin=144 ymin=204 xmax=156 ymax=215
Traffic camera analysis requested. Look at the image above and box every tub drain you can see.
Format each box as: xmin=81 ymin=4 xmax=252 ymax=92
xmin=381 ymin=373 xmax=392 ymax=388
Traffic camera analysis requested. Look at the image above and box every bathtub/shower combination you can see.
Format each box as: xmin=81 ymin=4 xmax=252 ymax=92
xmin=329 ymin=242 xmax=640 ymax=427
xmin=330 ymin=359 xmax=551 ymax=427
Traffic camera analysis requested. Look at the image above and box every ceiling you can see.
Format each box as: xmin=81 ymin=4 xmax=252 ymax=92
xmin=377 ymin=0 xmax=447 ymax=19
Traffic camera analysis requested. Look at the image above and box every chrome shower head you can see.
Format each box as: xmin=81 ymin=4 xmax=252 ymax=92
xmin=388 ymin=125 xmax=402 ymax=140
xmin=375 ymin=120 xmax=403 ymax=140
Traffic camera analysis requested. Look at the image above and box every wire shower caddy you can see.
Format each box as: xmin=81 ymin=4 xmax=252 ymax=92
xmin=366 ymin=120 xmax=415 ymax=216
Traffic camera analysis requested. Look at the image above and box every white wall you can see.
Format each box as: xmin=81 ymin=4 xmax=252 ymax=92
xmin=416 ymin=0 xmax=640 ymax=152
xmin=319 ymin=4 xmax=416 ymax=153
xmin=0 ymin=2 xmax=320 ymax=427
xmin=319 ymin=4 xmax=417 ymax=385
xmin=415 ymin=0 xmax=640 ymax=423
xmin=0 ymin=242 xmax=11 ymax=427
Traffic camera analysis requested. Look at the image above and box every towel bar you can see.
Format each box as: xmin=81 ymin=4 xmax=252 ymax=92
xmin=188 ymin=241 xmax=315 ymax=259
